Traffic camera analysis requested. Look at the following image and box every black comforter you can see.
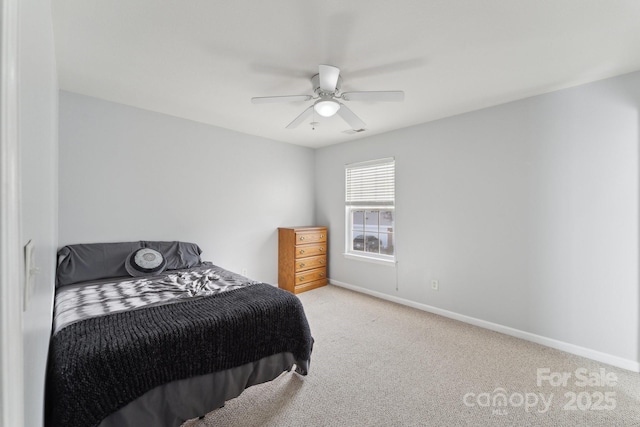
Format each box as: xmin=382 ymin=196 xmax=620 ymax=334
xmin=45 ymin=283 xmax=313 ymax=427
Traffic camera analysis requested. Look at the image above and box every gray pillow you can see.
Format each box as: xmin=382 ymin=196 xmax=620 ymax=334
xmin=56 ymin=241 xmax=143 ymax=287
xmin=142 ymin=241 xmax=202 ymax=270
xmin=56 ymin=240 xmax=204 ymax=287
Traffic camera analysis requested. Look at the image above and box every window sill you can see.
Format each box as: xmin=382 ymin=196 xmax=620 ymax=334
xmin=343 ymin=253 xmax=396 ymax=266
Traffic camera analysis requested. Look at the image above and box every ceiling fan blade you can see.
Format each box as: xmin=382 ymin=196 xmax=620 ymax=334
xmin=318 ymin=64 xmax=340 ymax=92
xmin=252 ymin=95 xmax=312 ymax=104
xmin=341 ymin=91 xmax=405 ymax=102
xmin=337 ymin=104 xmax=366 ymax=130
xmin=286 ymin=106 xmax=314 ymax=129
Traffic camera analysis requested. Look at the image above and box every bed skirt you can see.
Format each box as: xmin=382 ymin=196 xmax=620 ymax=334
xmin=99 ymin=352 xmax=308 ymax=427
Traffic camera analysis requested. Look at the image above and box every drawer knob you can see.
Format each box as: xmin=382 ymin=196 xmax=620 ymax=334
xmin=319 ymin=259 xmax=324 ymax=264
xmin=319 ymin=272 xmax=324 ymax=277
xmin=300 ymin=236 xmax=305 ymax=241
xmin=299 ymin=276 xmax=305 ymax=281
xmin=320 ymin=234 xmax=324 ymax=238
xmin=300 ymin=250 xmax=305 ymax=254
xmin=299 ymin=263 xmax=305 ymax=268
xmin=319 ymin=247 xmax=324 ymax=252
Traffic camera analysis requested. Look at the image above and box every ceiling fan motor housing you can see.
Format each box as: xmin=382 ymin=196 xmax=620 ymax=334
xmin=311 ymin=73 xmax=342 ymax=95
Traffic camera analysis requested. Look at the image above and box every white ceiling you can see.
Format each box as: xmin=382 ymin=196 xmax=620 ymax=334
xmin=52 ymin=1 xmax=640 ymax=148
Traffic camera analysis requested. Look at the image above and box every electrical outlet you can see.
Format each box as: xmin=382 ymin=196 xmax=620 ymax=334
xmin=241 ymin=268 xmax=248 ymax=277
xmin=431 ymin=279 xmax=439 ymax=291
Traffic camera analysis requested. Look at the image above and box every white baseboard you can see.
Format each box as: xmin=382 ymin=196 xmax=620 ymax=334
xmin=329 ymin=279 xmax=640 ymax=373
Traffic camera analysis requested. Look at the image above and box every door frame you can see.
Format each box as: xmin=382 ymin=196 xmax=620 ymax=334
xmin=0 ymin=0 xmax=24 ymax=425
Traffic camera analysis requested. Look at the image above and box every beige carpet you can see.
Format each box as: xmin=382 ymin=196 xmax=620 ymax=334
xmin=184 ymin=285 xmax=640 ymax=426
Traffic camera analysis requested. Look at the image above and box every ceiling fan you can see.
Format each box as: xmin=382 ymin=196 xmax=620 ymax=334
xmin=251 ymin=64 xmax=404 ymax=131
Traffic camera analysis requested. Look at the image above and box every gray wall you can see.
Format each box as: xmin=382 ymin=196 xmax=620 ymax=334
xmin=315 ymin=71 xmax=640 ymax=365
xmin=20 ymin=0 xmax=59 ymax=426
xmin=58 ymin=92 xmax=316 ymax=284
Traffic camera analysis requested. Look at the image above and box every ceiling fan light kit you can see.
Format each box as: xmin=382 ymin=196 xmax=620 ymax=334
xmin=314 ymin=98 xmax=340 ymax=117
xmin=251 ymin=64 xmax=404 ymax=132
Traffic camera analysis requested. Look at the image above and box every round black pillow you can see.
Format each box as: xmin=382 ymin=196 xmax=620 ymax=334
xmin=125 ymin=248 xmax=167 ymax=277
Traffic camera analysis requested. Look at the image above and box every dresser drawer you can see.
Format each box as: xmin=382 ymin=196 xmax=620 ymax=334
xmin=295 ymin=255 xmax=326 ymax=272
xmin=295 ymin=268 xmax=326 ymax=285
xmin=294 ymin=278 xmax=327 ymax=294
xmin=295 ymin=243 xmax=326 ymax=259
xmin=295 ymin=231 xmax=327 ymax=244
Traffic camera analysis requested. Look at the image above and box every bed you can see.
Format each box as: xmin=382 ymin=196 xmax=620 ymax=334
xmin=45 ymin=241 xmax=313 ymax=427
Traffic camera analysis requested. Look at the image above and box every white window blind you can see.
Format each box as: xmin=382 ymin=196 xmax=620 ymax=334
xmin=345 ymin=158 xmax=395 ymax=206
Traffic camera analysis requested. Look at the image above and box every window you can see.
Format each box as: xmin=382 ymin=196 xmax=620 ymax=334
xmin=345 ymin=158 xmax=395 ymax=263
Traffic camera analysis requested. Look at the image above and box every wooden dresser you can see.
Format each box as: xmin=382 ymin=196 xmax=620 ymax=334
xmin=278 ymin=226 xmax=327 ymax=294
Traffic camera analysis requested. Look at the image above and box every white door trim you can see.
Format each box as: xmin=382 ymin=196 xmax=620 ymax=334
xmin=0 ymin=0 xmax=24 ymax=425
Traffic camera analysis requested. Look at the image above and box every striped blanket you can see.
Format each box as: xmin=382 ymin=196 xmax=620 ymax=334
xmin=53 ymin=263 xmax=258 ymax=335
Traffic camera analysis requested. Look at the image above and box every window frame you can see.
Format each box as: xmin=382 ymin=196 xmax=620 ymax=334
xmin=344 ymin=158 xmax=396 ymax=265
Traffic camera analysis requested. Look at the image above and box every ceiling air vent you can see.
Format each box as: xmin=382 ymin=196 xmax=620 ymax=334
xmin=342 ymin=128 xmax=367 ymax=135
